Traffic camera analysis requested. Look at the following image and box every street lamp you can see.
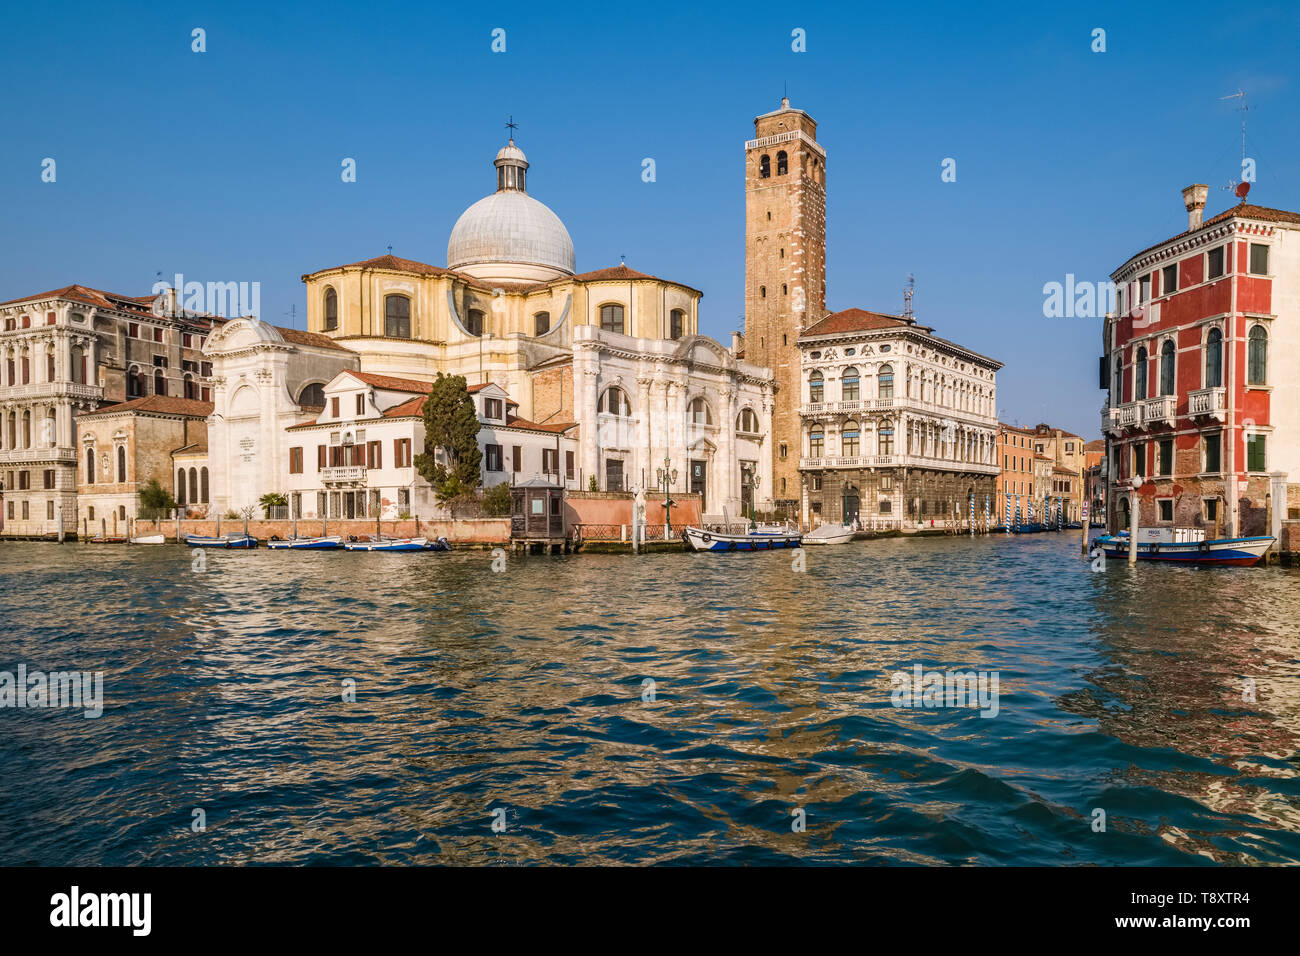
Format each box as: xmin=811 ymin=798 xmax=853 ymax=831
xmin=656 ymin=456 xmax=678 ymax=534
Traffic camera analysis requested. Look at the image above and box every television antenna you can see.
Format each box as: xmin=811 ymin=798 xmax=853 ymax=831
xmin=1219 ymin=89 xmax=1251 ymax=199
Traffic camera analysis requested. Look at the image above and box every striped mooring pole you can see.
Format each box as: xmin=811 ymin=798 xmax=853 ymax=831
xmin=969 ymin=492 xmax=975 ymax=538
xmin=1005 ymin=493 xmax=1011 ymax=537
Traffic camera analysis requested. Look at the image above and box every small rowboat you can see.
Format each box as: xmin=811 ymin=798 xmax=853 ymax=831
xmin=185 ymin=532 xmax=258 ymax=549
xmin=1093 ymin=532 xmax=1273 ymax=567
xmin=128 ymin=533 xmax=166 ymax=545
xmin=266 ymin=535 xmax=342 ymax=550
xmin=802 ymin=522 xmax=855 ymax=546
xmin=684 ymin=525 xmax=802 ymax=552
xmin=343 ymin=535 xmax=449 ymax=552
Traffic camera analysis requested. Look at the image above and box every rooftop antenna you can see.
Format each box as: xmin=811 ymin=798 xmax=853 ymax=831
xmin=387 ymin=243 xmax=393 ymax=254
xmin=283 ymin=304 xmax=298 ymax=327
xmin=902 ymin=273 xmax=915 ymax=323
xmin=620 ymin=254 xmax=626 ymax=266
xmin=1219 ymin=89 xmax=1250 ymax=201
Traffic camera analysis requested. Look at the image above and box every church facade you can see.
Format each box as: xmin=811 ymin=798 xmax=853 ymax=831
xmin=295 ymin=137 xmax=776 ymax=516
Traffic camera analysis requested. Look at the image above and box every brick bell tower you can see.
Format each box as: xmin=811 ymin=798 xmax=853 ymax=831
xmin=744 ymin=97 xmax=826 ymax=512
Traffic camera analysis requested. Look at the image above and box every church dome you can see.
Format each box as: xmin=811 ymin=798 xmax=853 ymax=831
xmin=447 ymin=139 xmax=575 ymax=282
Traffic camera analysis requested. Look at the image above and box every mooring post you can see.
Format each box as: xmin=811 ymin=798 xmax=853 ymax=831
xmin=1128 ymin=487 xmax=1140 ymax=565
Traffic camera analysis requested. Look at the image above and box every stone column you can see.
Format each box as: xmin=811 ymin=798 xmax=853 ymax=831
xmin=636 ymin=375 xmax=653 ymax=490
xmin=718 ymin=383 xmax=735 ymax=513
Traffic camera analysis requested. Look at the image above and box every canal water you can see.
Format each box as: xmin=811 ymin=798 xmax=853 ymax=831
xmin=2 ymin=535 xmax=1299 ymax=866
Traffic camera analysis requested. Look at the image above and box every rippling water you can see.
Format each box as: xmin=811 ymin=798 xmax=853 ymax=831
xmin=2 ymin=535 xmax=1299 ymax=866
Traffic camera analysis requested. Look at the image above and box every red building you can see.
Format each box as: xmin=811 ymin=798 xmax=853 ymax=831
xmin=1102 ymin=186 xmax=1300 ymax=539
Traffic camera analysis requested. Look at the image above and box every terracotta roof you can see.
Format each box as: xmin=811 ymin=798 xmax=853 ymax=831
xmin=503 ymin=414 xmax=575 ymax=434
xmin=382 ymin=395 xmax=427 ymax=418
xmin=78 ymin=396 xmax=214 ymax=419
xmin=1120 ymin=202 xmax=1300 ymax=266
xmin=801 ymin=308 xmax=916 ymax=337
xmin=277 ymin=326 xmax=352 ymax=351
xmin=349 ymin=371 xmax=435 ymax=393
xmin=0 ymin=283 xmax=149 ymax=312
xmin=1083 ymin=439 xmax=1106 ymax=451
xmin=330 ymin=254 xmax=461 ymax=278
xmin=531 ymin=263 xmax=703 ymax=296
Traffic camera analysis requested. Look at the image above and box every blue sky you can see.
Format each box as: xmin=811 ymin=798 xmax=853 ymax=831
xmin=2 ymin=0 xmax=1296 ymax=437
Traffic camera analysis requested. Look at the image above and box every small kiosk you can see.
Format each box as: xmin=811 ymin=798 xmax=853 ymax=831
xmin=510 ymin=477 xmax=567 ymax=554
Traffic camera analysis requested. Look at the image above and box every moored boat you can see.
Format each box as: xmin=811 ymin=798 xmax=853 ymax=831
xmin=684 ymin=525 xmax=802 ymax=552
xmin=185 ymin=532 xmax=259 ymax=548
xmin=1093 ymin=530 xmax=1273 ymax=567
xmin=343 ymin=535 xmax=433 ymax=552
xmin=266 ymin=535 xmax=343 ymax=550
xmin=128 ymin=533 xmax=166 ymax=545
xmin=802 ymin=522 xmax=856 ymax=546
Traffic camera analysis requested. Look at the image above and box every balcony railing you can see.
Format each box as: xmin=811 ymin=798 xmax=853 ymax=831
xmin=1188 ymin=387 xmax=1227 ymax=421
xmin=1101 ymin=404 xmax=1121 ymax=436
xmin=321 ymin=465 xmax=366 ymax=483
xmin=800 ymin=453 xmax=998 ymax=474
xmin=0 ymin=446 xmax=77 ymax=464
xmin=0 ymin=382 xmax=103 ymax=401
xmin=1115 ymin=401 xmax=1143 ymax=429
xmin=1142 ymin=394 xmax=1177 ymax=427
xmin=799 ymin=395 xmax=992 ymax=425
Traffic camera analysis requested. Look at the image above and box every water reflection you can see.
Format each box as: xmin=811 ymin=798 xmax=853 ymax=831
xmin=1 ymin=537 xmax=1298 ymax=865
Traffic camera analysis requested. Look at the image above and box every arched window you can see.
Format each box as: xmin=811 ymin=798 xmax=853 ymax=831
xmin=200 ymin=467 xmax=209 ymax=503
xmin=878 ymin=364 xmax=894 ymax=400
xmin=184 ymin=375 xmax=197 ymax=399
xmin=189 ymin=468 xmax=198 ymax=504
xmin=533 ymin=311 xmax=550 ymax=336
xmin=298 ymin=383 xmax=325 ymax=407
xmin=22 ymin=411 xmax=30 ymax=446
xmin=841 ymin=366 xmax=859 ymax=402
xmin=759 ymin=286 xmax=766 ymax=298
xmin=1135 ymin=346 xmax=1148 ymax=399
xmin=599 ymin=304 xmax=624 ymax=334
xmin=598 ymin=386 xmax=631 ymax=417
xmin=1205 ymin=328 xmax=1222 ymax=387
xmin=127 ymin=368 xmax=143 ymax=398
xmin=1248 ymin=326 xmax=1268 ymax=385
xmin=117 ymin=446 xmax=126 ymax=482
xmin=324 ymin=288 xmax=338 ymax=331
xmin=466 ymin=309 xmax=484 ymax=337
xmin=71 ymin=346 xmax=83 ymax=385
xmin=177 ymin=469 xmax=186 ymax=505
xmin=1112 ymin=355 xmax=1123 ymax=400
xmin=842 ymin=420 xmax=860 ymax=456
xmin=809 ymin=428 xmax=824 ymax=457
xmin=1159 ymin=340 xmax=1175 ymax=396
xmin=809 ymin=370 xmax=824 ymax=403
xmin=879 ymin=420 xmax=895 ymax=456
xmin=687 ymin=397 xmax=713 ymax=425
xmin=737 ymin=407 xmax=759 ymax=434
xmin=776 ymin=151 xmax=788 ymax=175
xmin=669 ymin=309 xmax=684 ymax=340
xmin=759 ymin=154 xmax=770 ymax=178
xmin=154 ymin=368 xmax=166 ymax=396
xmin=384 ymin=294 xmax=411 ymax=338
xmin=86 ymin=447 xmax=95 ymax=484
xmin=46 ymin=350 xmax=55 ymax=382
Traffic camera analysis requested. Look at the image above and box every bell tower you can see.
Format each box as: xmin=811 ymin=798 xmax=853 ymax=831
xmin=744 ymin=97 xmax=826 ymax=510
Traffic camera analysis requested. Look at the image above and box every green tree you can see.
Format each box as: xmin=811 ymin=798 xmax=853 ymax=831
xmin=483 ymin=481 xmax=511 ymax=517
xmin=137 ymin=478 xmax=177 ymax=520
xmin=259 ymin=492 xmax=288 ymax=517
xmin=415 ymin=373 xmax=482 ymax=497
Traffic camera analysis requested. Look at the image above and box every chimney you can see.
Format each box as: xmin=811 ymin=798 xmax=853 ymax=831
xmin=731 ymin=331 xmax=744 ymax=356
xmin=1182 ymin=184 xmax=1208 ymax=231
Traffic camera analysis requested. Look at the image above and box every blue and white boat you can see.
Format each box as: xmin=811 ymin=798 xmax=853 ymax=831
xmin=185 ymin=532 xmax=258 ymax=549
xmin=684 ymin=525 xmax=802 ymax=552
xmin=343 ymin=535 xmax=451 ymax=553
xmin=266 ymin=535 xmax=342 ymax=550
xmin=1093 ymin=529 xmax=1273 ymax=567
